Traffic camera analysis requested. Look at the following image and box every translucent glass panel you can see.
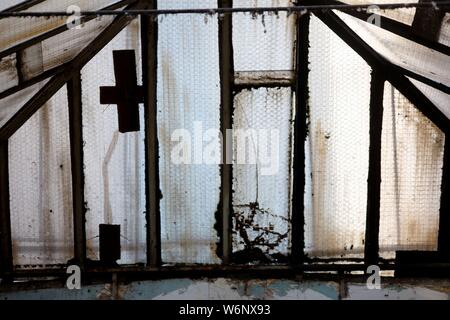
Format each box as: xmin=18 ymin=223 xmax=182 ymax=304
xmin=0 ymin=0 xmax=23 ymax=11
xmin=0 ymin=53 xmax=18 ymax=92
xmin=9 ymin=86 xmax=73 ymax=267
xmin=336 ymin=11 xmax=450 ymax=88
xmin=305 ymin=16 xmax=371 ymax=259
xmin=0 ymin=0 xmax=117 ymax=51
xmin=82 ymin=22 xmax=146 ymax=264
xmin=20 ymin=15 xmax=115 ymax=80
xmin=233 ymin=0 xmax=296 ymax=72
xmin=409 ymin=78 xmax=450 ymax=120
xmin=0 ymin=79 xmax=48 ymax=129
xmin=158 ymin=0 xmax=221 ymax=264
xmin=439 ymin=13 xmax=450 ymax=46
xmin=341 ymin=0 xmax=417 ymax=25
xmin=379 ymin=83 xmax=444 ymax=259
xmin=232 ymin=88 xmax=293 ymax=260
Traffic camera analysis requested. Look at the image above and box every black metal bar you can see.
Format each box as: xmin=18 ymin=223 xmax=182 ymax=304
xmin=1 ymin=2 xmax=450 ymax=17
xmin=218 ymin=0 xmax=234 ymax=264
xmin=324 ymin=0 xmax=450 ymax=56
xmin=0 ymin=0 xmax=137 ymax=61
xmin=67 ymin=71 xmax=86 ymax=270
xmin=438 ymin=134 xmax=450 ymax=254
xmin=141 ymin=0 xmax=161 ymax=267
xmin=364 ymin=69 xmax=385 ymax=266
xmin=7 ymin=263 xmax=450 ymax=282
xmin=315 ymin=10 xmax=450 ymax=133
xmin=291 ymin=12 xmax=310 ymax=266
xmin=412 ymin=0 xmax=446 ymax=42
xmin=0 ymin=140 xmax=13 ymax=276
xmin=0 ymin=1 xmax=146 ymax=140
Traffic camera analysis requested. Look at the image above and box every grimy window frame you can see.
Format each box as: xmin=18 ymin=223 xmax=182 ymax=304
xmin=0 ymin=0 xmax=449 ymax=281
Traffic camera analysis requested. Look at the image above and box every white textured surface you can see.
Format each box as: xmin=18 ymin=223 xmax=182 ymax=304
xmin=9 ymin=86 xmax=73 ymax=266
xmin=305 ymin=16 xmax=371 ymax=258
xmin=0 ymin=0 xmax=116 ymax=51
xmin=0 ymin=79 xmax=48 ymax=129
xmin=379 ymin=83 xmax=444 ymax=259
xmin=232 ymin=88 xmax=293 ymax=256
xmin=337 ymin=11 xmax=450 ymax=88
xmin=341 ymin=0 xmax=417 ymax=25
xmin=409 ymin=77 xmax=450 ymax=120
xmin=157 ymin=0 xmax=221 ymax=264
xmin=82 ymin=21 xmax=146 ymax=264
xmin=233 ymin=0 xmax=295 ymax=72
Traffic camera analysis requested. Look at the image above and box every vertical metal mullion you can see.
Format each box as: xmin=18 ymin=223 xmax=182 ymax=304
xmin=438 ymin=134 xmax=450 ymax=254
xmin=67 ymin=71 xmax=86 ymax=270
xmin=291 ymin=12 xmax=310 ymax=266
xmin=364 ymin=69 xmax=385 ymax=266
xmin=218 ymin=0 xmax=234 ymax=264
xmin=141 ymin=1 xmax=161 ymax=267
xmin=0 ymin=139 xmax=13 ymax=276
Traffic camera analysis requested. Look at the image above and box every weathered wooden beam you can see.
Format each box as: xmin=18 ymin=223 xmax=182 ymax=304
xmin=291 ymin=12 xmax=310 ymax=266
xmin=141 ymin=0 xmax=161 ymax=267
xmin=218 ymin=0 xmax=234 ymax=264
xmin=0 ymin=140 xmax=12 ymax=276
xmin=315 ymin=10 xmax=450 ymax=134
xmin=364 ymin=69 xmax=385 ymax=266
xmin=0 ymin=1 xmax=146 ymax=140
xmin=67 ymin=71 xmax=86 ymax=270
xmin=438 ymin=134 xmax=450 ymax=254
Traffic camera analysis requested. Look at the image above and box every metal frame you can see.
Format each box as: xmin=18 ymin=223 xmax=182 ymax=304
xmin=291 ymin=12 xmax=310 ymax=266
xmin=67 ymin=71 xmax=86 ymax=270
xmin=141 ymin=0 xmax=161 ymax=268
xmin=0 ymin=1 xmax=449 ymax=281
xmin=218 ymin=0 xmax=234 ymax=264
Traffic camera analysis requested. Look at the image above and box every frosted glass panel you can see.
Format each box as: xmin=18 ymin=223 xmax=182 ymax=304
xmin=337 ymin=11 xmax=450 ymax=88
xmin=9 ymin=86 xmax=73 ymax=267
xmin=0 ymin=79 xmax=49 ymax=129
xmin=82 ymin=22 xmax=146 ymax=265
xmin=341 ymin=0 xmax=417 ymax=25
xmin=379 ymin=83 xmax=444 ymax=259
xmin=409 ymin=77 xmax=450 ymax=120
xmin=232 ymin=87 xmax=293 ymax=261
xmin=233 ymin=0 xmax=295 ymax=72
xmin=305 ymin=16 xmax=371 ymax=259
xmin=158 ymin=0 xmax=221 ymax=264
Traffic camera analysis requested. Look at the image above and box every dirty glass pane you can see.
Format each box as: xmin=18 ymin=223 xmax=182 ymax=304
xmin=232 ymin=87 xmax=293 ymax=263
xmin=440 ymin=13 xmax=450 ymax=46
xmin=233 ymin=0 xmax=296 ymax=72
xmin=9 ymin=86 xmax=73 ymax=267
xmin=82 ymin=22 xmax=146 ymax=265
xmin=304 ymin=16 xmax=371 ymax=259
xmin=0 ymin=53 xmax=18 ymax=92
xmin=336 ymin=11 xmax=450 ymax=88
xmin=0 ymin=0 xmax=117 ymax=52
xmin=409 ymin=77 xmax=450 ymax=120
xmin=20 ymin=15 xmax=115 ymax=80
xmin=158 ymin=0 xmax=221 ymax=264
xmin=379 ymin=83 xmax=444 ymax=259
xmin=0 ymin=79 xmax=49 ymax=129
xmin=341 ymin=0 xmax=417 ymax=25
